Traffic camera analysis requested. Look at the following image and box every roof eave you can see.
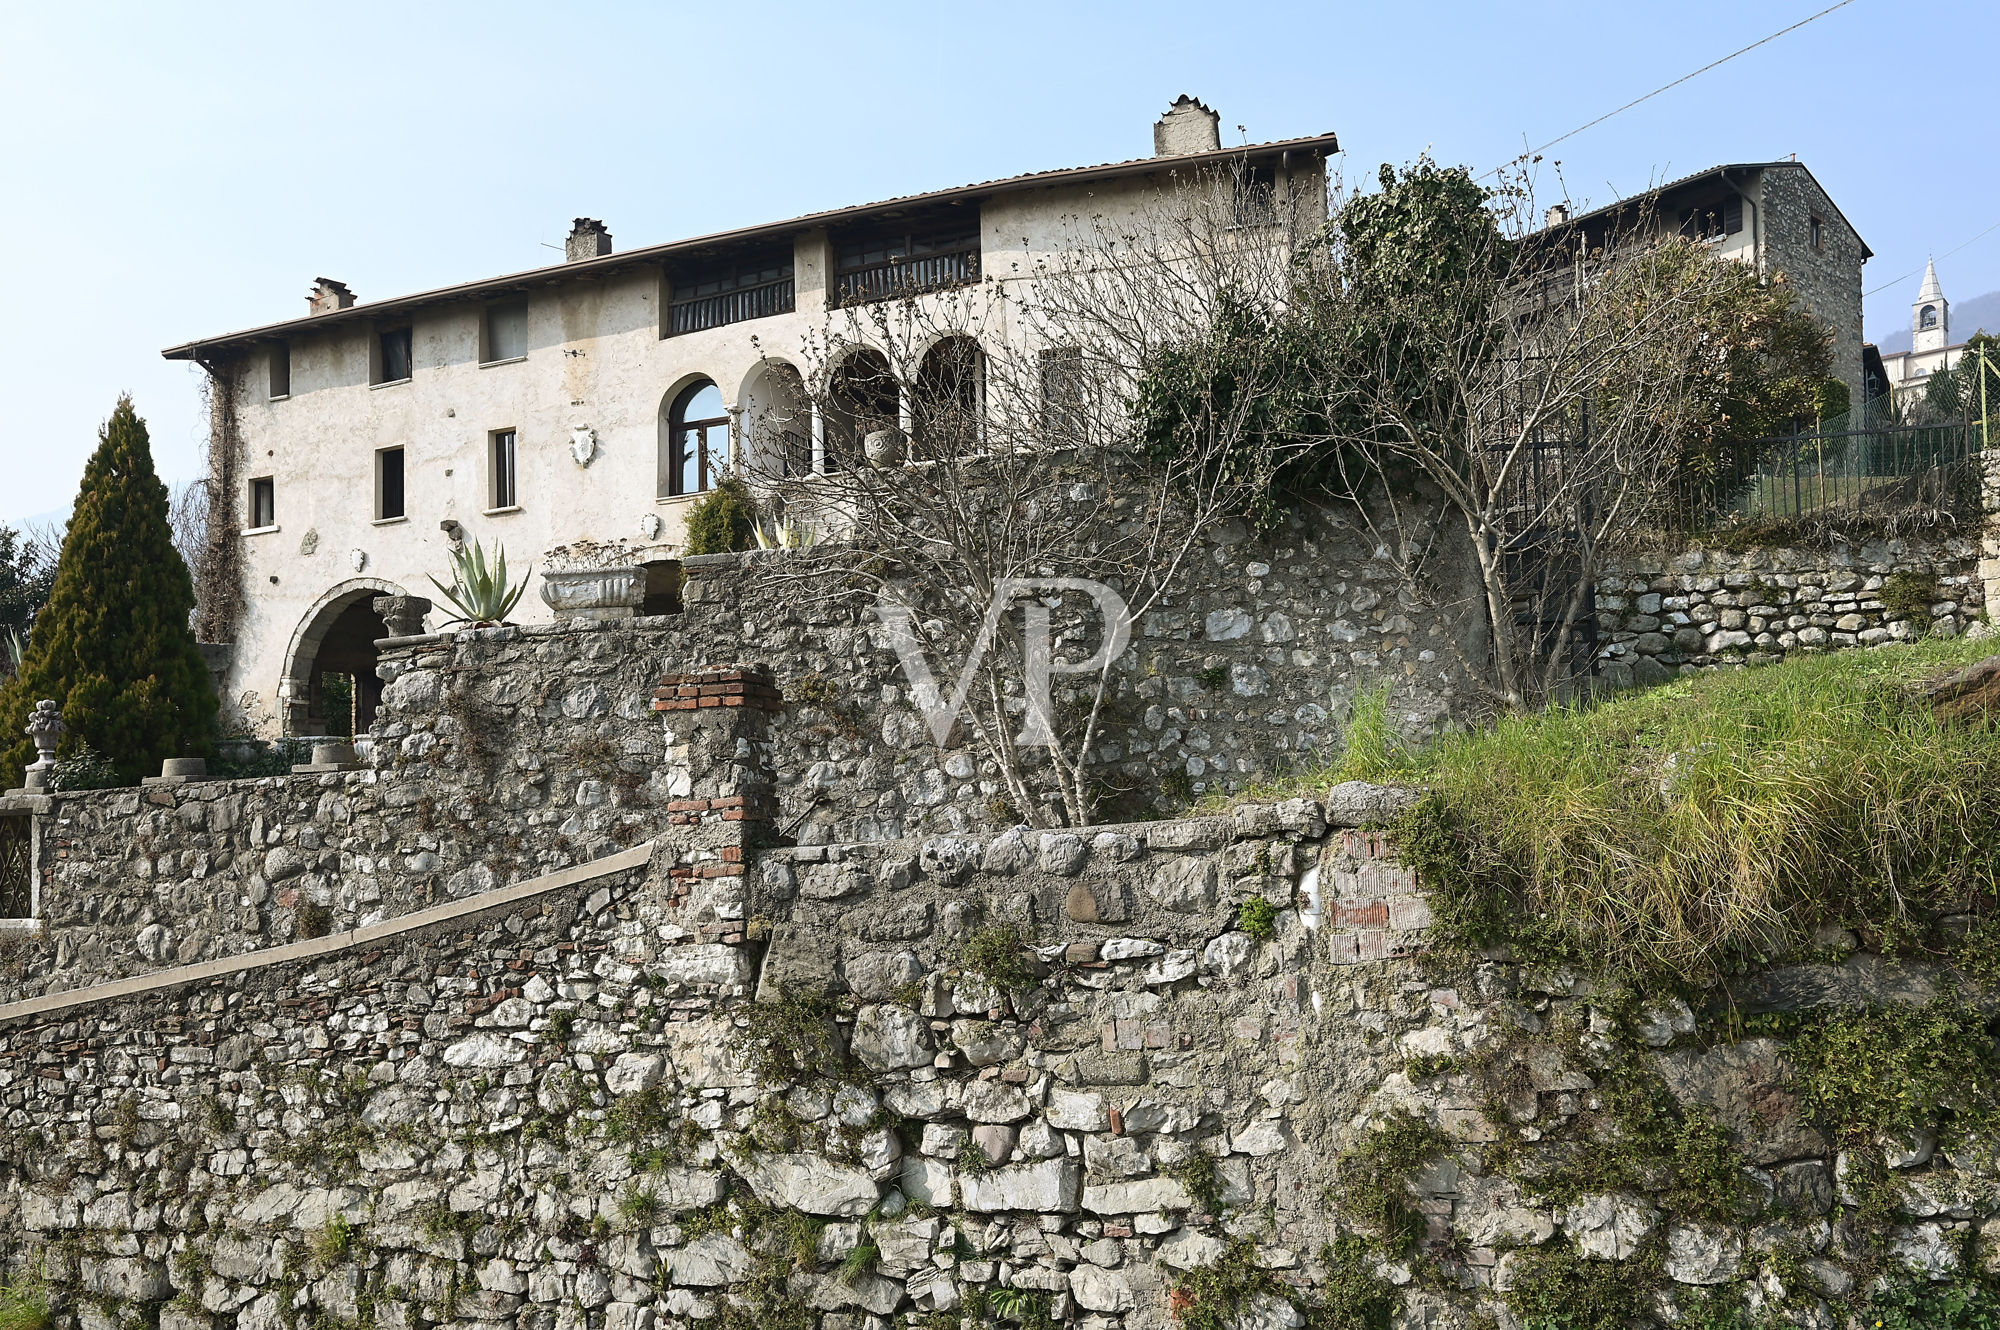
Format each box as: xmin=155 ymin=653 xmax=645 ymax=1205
xmin=162 ymin=131 xmax=1340 ymax=363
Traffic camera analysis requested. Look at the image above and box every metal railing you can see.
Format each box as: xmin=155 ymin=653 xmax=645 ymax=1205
xmin=0 ymin=816 xmax=30 ymax=919
xmin=835 ymin=247 xmax=980 ymax=305
xmin=668 ymin=277 xmax=796 ymax=336
xmin=1667 ymin=420 xmax=1982 ymax=535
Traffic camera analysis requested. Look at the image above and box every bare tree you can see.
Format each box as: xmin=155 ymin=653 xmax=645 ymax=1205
xmin=738 ymin=169 xmax=1326 ymax=828
xmin=1310 ymin=170 xmax=1760 ymax=707
xmin=168 ymin=478 xmax=212 ymax=627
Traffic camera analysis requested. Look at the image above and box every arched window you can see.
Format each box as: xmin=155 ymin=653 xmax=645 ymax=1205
xmin=913 ymin=336 xmax=983 ymax=459
xmin=664 ymin=380 xmax=729 ymax=496
xmin=1920 ymin=304 xmax=1940 ymax=330
xmin=827 ymin=349 xmax=898 ymax=471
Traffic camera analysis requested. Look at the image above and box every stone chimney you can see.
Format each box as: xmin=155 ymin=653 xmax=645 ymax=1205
xmin=1154 ymin=96 xmax=1221 ymax=157
xmin=306 ymin=278 xmax=355 ymax=315
xmin=1545 ymin=204 xmax=1571 ymax=228
xmin=566 ymin=219 xmax=613 ymax=263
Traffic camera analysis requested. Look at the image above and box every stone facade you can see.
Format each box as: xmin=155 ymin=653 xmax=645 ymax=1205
xmin=165 ymin=106 xmax=1337 ymax=742
xmin=1757 ymin=164 xmax=1868 ymax=410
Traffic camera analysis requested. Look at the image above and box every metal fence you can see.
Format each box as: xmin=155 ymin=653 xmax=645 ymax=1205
xmin=1669 ymin=420 xmax=1983 ymax=535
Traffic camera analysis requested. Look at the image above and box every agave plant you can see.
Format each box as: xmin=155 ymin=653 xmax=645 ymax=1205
xmin=752 ymin=513 xmax=820 ymax=552
xmin=429 ymin=539 xmax=527 ymax=626
xmin=1 ymin=628 xmax=21 ymax=680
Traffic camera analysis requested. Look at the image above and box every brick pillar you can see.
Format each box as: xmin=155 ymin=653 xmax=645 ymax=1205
xmin=650 ymin=667 xmax=779 ymax=929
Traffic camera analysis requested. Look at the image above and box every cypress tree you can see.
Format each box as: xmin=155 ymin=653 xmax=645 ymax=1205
xmin=0 ymin=397 xmax=217 ymax=786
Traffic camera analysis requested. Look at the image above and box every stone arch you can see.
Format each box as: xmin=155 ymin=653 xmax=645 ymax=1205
xmin=737 ymin=359 xmax=811 ymax=479
xmin=825 ymin=345 xmax=898 ymax=471
xmin=911 ymin=334 xmax=984 ymax=459
xmin=280 ymin=578 xmax=406 ymax=736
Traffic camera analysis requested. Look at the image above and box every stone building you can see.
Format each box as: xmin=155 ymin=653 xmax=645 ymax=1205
xmin=163 ymin=98 xmax=1337 ymax=739
xmin=1545 ymin=161 xmax=1871 ymax=408
xmin=1877 ymin=259 xmax=1975 ymax=402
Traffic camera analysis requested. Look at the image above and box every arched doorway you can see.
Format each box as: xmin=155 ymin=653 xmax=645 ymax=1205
xmin=281 ymin=579 xmax=405 ymax=736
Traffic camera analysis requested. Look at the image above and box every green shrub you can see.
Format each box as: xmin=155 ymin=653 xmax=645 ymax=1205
xmin=1501 ymin=1240 xmax=1663 ymax=1330
xmin=1789 ymin=999 xmax=2000 ymax=1146
xmin=683 ymin=477 xmax=756 ymax=556
xmin=1237 ymin=895 xmax=1278 ymax=940
xmin=1868 ymin=1273 xmax=2000 ymax=1329
xmin=1166 ymin=1238 xmax=1284 ymax=1330
xmin=1329 ymin=1112 xmax=1448 ymax=1253
xmin=960 ymin=924 xmax=1034 ymax=990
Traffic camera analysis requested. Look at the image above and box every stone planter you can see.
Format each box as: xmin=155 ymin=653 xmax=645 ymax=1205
xmin=539 ymin=567 xmax=645 ymax=620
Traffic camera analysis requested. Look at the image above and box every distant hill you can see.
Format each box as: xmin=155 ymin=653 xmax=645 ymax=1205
xmin=1873 ymin=289 xmax=2000 ymax=354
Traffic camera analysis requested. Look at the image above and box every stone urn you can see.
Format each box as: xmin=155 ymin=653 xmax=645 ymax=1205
xmin=538 ymin=566 xmax=646 ymax=620
xmin=864 ymin=427 xmax=908 ymax=467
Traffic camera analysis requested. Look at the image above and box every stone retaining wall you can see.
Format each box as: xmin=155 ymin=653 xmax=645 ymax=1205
xmin=1594 ymin=537 xmax=1979 ymax=685
xmin=5 ymin=782 xmax=1998 ymax=1330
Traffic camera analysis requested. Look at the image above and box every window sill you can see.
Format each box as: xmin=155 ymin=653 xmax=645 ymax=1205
xmin=370 ymin=378 xmax=412 ymax=390
xmin=483 ymin=505 xmax=523 ymax=517
xmin=0 ymin=919 xmax=40 ymax=932
xmin=656 ymin=493 xmax=700 ymax=505
xmin=268 ymin=393 xmax=290 ymax=402
xmin=241 ymin=524 xmax=281 ymax=537
xmin=372 ymin=515 xmax=409 ymax=527
xmin=479 ymin=355 xmax=528 ymax=369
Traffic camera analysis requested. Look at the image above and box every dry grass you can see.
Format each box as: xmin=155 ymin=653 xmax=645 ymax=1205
xmin=1331 ymin=636 xmax=2000 ymax=980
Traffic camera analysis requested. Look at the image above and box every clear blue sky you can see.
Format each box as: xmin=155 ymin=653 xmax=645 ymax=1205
xmin=3 ymin=0 xmax=1993 ymax=528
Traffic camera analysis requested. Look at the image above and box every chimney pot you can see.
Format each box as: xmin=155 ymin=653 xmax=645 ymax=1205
xmin=306 ymin=277 xmax=355 ymax=315
xmin=1154 ymin=96 xmax=1222 ymax=157
xmin=1545 ymin=204 xmax=1571 ymax=228
xmin=566 ymin=219 xmax=613 ymax=263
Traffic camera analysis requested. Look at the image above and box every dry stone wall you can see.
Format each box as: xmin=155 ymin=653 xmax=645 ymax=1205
xmin=1594 ymin=537 xmax=1980 ymax=685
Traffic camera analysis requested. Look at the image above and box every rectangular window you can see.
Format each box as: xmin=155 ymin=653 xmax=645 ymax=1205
xmin=1039 ymin=346 xmax=1086 ymax=442
xmin=490 ymin=430 xmax=518 ymax=510
xmin=1678 ymin=196 xmax=1743 ymax=241
xmin=376 ymin=447 xmax=406 ymax=520
xmin=667 ymin=251 xmax=796 ymax=335
xmin=248 ymin=477 xmax=275 ymax=529
xmin=376 ymin=326 xmax=414 ymax=384
xmin=1810 ymin=215 xmax=1826 ymax=253
xmin=268 ymin=341 xmax=291 ymax=399
xmin=833 ymin=217 xmax=980 ymax=305
xmin=483 ymin=302 xmax=528 ymax=363
xmin=1232 ymin=163 xmax=1279 ymax=227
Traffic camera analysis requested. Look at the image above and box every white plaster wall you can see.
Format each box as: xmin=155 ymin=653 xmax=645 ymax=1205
xmin=217 ymin=160 xmax=1329 ymax=736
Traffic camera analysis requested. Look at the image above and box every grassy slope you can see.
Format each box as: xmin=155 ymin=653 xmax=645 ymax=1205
xmin=1324 ymin=638 xmax=2000 ymax=981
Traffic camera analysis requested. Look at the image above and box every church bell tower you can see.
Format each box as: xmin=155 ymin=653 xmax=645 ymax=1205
xmin=1913 ymin=259 xmax=1950 ymax=355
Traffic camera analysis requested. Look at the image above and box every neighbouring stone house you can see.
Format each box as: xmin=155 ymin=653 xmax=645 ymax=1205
xmin=163 ymin=97 xmax=1336 ymax=741
xmin=1543 ymin=161 xmax=1871 ymax=408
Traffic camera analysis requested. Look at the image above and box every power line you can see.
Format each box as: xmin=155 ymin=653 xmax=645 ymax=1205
xmin=1482 ymin=1 xmax=1857 ymax=180
xmin=1865 ymin=218 xmax=2000 ymax=298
